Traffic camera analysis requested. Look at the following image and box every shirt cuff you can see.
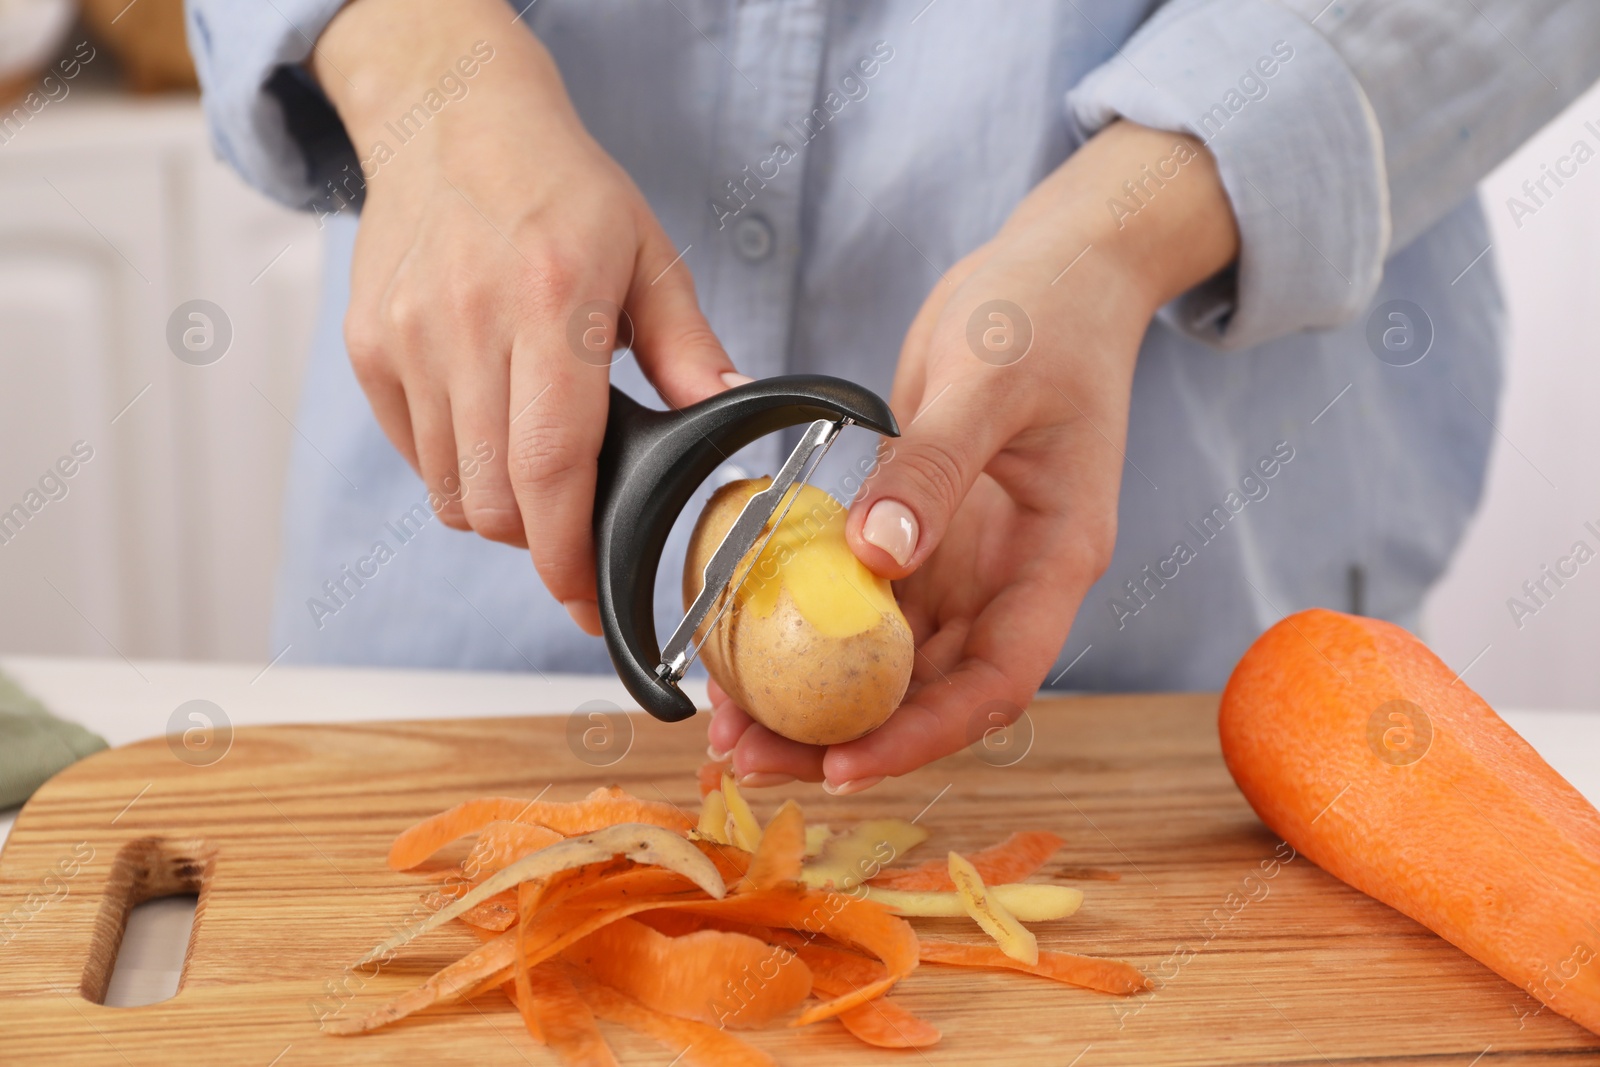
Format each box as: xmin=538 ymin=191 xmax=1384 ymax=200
xmin=185 ymin=0 xmax=356 ymax=212
xmin=1065 ymin=0 xmax=1390 ymax=350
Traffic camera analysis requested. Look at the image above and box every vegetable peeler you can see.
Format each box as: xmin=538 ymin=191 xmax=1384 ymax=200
xmin=592 ymin=375 xmax=900 ymax=723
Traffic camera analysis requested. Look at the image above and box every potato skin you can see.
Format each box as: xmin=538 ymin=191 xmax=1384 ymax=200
xmin=684 ymin=480 xmax=913 ymax=746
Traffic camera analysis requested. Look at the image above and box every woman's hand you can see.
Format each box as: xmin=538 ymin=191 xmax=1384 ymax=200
xmin=312 ymin=0 xmax=741 ymax=634
xmin=708 ymin=121 xmax=1240 ymax=791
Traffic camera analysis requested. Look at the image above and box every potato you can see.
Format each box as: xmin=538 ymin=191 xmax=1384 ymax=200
xmin=683 ymin=477 xmax=914 ymax=746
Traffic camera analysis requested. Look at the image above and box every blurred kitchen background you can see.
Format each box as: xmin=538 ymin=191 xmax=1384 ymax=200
xmin=0 ymin=1 xmax=1596 ymax=708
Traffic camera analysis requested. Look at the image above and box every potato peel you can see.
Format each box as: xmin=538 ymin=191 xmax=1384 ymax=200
xmin=870 ymin=830 xmax=1065 ymax=891
xmin=864 ymin=882 xmax=1082 ymax=921
xmin=696 ymin=790 xmax=730 ymax=844
xmin=948 ymin=850 xmax=1038 ymax=965
xmin=721 ymin=771 xmax=763 ymax=851
xmin=801 ymin=818 xmax=928 ymax=890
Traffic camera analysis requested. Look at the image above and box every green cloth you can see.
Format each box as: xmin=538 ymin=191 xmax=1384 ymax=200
xmin=0 ymin=669 xmax=107 ymax=810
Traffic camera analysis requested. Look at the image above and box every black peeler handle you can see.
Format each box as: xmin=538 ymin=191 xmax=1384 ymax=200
xmin=592 ymin=375 xmax=899 ymax=722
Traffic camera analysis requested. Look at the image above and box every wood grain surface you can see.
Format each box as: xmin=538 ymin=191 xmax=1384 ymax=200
xmin=0 ymin=694 xmax=1595 ymax=1065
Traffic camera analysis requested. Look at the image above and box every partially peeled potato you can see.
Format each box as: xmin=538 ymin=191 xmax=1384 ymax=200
xmin=683 ymin=478 xmax=914 ymax=746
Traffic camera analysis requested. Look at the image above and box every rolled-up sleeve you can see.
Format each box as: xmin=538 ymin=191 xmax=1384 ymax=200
xmin=185 ymin=0 xmax=355 ymax=210
xmin=1066 ymin=0 xmax=1600 ymax=350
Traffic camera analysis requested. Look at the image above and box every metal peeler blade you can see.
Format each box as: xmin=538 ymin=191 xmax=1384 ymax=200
xmin=658 ymin=415 xmax=850 ymax=684
xmin=591 ymin=375 xmax=898 ymax=723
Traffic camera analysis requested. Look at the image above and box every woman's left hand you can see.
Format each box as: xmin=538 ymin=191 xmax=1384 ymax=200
xmin=707 ymin=120 xmax=1240 ymax=792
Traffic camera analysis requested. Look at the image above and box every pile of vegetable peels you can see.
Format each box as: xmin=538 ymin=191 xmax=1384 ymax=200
xmin=328 ymin=768 xmax=1150 ymax=1063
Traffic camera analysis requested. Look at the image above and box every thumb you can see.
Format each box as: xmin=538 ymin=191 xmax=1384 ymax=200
xmin=626 ymin=224 xmax=746 ymax=407
xmin=847 ymin=371 xmax=1012 ymax=579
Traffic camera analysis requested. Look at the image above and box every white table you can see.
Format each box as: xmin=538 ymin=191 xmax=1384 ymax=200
xmin=3 ymin=655 xmax=1598 ymax=1008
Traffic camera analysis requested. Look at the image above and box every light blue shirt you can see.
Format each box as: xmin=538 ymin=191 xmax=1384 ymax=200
xmin=185 ymin=0 xmax=1600 ymax=689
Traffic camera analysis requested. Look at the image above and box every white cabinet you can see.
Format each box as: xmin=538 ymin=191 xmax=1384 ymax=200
xmin=0 ymin=94 xmax=322 ymax=664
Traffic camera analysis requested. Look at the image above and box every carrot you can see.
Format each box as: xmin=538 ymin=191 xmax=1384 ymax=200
xmin=568 ymin=967 xmax=777 ymax=1067
xmin=665 ymin=889 xmax=919 ymax=1027
xmin=832 ymin=990 xmax=940 ymax=1048
xmin=514 ymin=962 xmax=617 ymax=1067
xmin=511 ymin=864 xmax=648 ymax=1036
xmin=918 ymin=939 xmax=1150 ymax=995
xmin=511 ymin=887 xmax=918 ymax=1027
xmin=743 ymin=799 xmax=805 ymax=890
xmin=694 ymin=841 xmax=754 ymax=889
xmin=635 ymin=909 xmax=717 ymax=938
xmin=868 ymin=831 xmax=1064 ymax=891
xmin=324 ymin=930 xmax=518 ymax=1034
xmin=388 ymin=790 xmax=694 ymax=870
xmin=783 ymin=939 xmax=887 ymax=987
xmin=339 ymin=869 xmax=658 ymax=1034
xmin=339 ymin=899 xmax=670 ymax=1034
xmin=562 ymin=917 xmax=811 ymax=1028
xmin=337 ymin=903 xmax=665 ymax=1034
xmin=774 ymin=938 xmax=941 ymax=1048
xmin=1220 ymin=607 xmax=1600 ymax=1036
xmin=513 ymin=882 xmax=547 ymax=1042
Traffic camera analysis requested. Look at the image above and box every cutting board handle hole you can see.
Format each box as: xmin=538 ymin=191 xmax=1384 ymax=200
xmin=82 ymin=837 xmax=215 ymax=1006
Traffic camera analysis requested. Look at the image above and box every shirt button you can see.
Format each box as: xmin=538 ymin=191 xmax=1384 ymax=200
xmin=732 ymin=214 xmax=774 ymax=262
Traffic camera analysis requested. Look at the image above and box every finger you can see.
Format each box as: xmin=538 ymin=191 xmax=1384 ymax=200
xmin=449 ymin=359 xmax=525 ymax=547
xmin=730 ymin=721 xmax=826 ymax=785
xmin=350 ymin=353 xmax=418 ymax=472
xmin=847 ymin=365 xmax=1018 ymax=579
xmin=407 ymin=392 xmax=470 ymax=529
xmin=707 ymin=698 xmax=753 ymax=761
xmin=625 ymin=222 xmax=741 ymax=408
xmin=344 ymin=244 xmax=419 ymax=471
xmin=506 ymin=319 xmax=610 ymax=634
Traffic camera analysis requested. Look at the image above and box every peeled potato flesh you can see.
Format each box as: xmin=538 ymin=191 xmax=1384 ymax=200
xmin=683 ymin=478 xmax=914 ymax=746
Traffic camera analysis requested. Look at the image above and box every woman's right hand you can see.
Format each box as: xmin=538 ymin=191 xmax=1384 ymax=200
xmin=312 ymin=0 xmax=741 ymax=634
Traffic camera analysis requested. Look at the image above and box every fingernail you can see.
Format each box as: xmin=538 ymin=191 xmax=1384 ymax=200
xmin=862 ymin=500 xmax=917 ymax=567
xmin=721 ymin=371 xmax=755 ymax=389
xmin=563 ymin=598 xmax=601 ymax=635
xmin=738 ymin=773 xmax=796 ymax=789
xmin=706 ymin=743 xmax=733 ymax=762
xmin=822 ymin=775 xmax=884 ymax=796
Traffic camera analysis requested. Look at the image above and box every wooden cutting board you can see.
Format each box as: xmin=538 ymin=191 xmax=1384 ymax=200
xmin=1 ymin=694 xmax=1595 ymax=1066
